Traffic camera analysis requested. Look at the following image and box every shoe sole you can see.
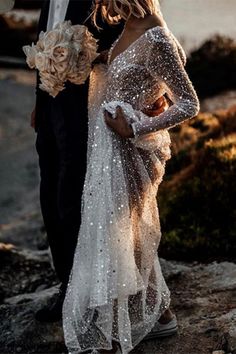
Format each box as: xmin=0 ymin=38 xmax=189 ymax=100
xmin=143 ymin=325 xmax=178 ymax=340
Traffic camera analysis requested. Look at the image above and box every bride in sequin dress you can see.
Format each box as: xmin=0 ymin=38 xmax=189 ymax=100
xmin=62 ymin=0 xmax=200 ymax=353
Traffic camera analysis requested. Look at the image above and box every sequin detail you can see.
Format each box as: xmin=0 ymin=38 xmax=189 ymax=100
xmin=62 ymin=26 xmax=200 ymax=354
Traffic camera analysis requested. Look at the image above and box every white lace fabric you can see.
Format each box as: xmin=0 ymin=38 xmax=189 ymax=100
xmin=62 ymin=26 xmax=200 ymax=354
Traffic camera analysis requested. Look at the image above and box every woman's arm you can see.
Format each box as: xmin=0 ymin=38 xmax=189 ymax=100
xmin=104 ymin=96 xmax=169 ymax=138
xmin=131 ymin=27 xmax=200 ymax=137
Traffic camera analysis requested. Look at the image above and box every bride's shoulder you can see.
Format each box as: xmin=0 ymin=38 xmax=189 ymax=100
xmin=144 ymin=15 xmax=171 ymax=45
xmin=142 ymin=14 xmax=169 ymax=37
xmin=145 ymin=26 xmax=171 ymax=46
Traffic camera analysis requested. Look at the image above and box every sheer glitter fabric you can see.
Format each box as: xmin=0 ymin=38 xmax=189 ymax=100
xmin=62 ymin=26 xmax=200 ymax=354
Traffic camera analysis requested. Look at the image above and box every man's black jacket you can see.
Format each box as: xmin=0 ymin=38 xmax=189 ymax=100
xmin=35 ymin=0 xmax=123 ymax=131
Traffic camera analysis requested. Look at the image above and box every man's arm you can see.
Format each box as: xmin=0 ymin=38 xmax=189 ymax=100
xmin=31 ymin=0 xmax=49 ymax=130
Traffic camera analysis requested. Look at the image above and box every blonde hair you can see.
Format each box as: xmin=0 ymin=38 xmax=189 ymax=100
xmin=92 ymin=0 xmax=162 ymax=27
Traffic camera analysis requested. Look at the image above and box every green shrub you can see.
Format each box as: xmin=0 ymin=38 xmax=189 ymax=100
xmin=187 ymin=35 xmax=236 ymax=98
xmin=158 ymin=108 xmax=236 ymax=261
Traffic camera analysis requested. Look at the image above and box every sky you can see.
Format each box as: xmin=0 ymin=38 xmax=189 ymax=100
xmin=161 ymin=0 xmax=236 ymax=53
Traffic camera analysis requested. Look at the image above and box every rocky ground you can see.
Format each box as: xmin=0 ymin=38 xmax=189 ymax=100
xmin=0 ymin=71 xmax=236 ymax=354
xmin=0 ymin=245 xmax=236 ymax=354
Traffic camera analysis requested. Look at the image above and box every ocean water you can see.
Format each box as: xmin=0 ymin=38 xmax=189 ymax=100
xmin=161 ymin=0 xmax=236 ymax=53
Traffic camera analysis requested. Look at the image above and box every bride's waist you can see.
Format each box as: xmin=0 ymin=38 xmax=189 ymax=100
xmin=104 ymin=93 xmax=167 ymax=112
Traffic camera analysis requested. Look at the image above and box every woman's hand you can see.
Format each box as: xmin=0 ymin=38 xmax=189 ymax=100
xmin=104 ymin=107 xmax=134 ymax=138
xmin=143 ymin=96 xmax=169 ymax=117
xmin=104 ymin=96 xmax=169 ymax=138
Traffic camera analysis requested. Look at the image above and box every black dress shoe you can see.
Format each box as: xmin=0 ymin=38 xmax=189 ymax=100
xmin=35 ymin=283 xmax=67 ymax=323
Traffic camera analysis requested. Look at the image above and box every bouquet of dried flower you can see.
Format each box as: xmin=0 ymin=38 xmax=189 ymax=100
xmin=23 ymin=21 xmax=98 ymax=97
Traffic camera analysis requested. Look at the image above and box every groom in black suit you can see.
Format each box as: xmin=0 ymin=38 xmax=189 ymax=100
xmin=33 ymin=0 xmax=123 ymax=322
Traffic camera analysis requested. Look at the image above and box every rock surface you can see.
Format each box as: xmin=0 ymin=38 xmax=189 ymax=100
xmin=0 ymin=247 xmax=236 ymax=354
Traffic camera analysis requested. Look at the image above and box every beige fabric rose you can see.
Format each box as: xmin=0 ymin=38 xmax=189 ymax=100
xmin=23 ymin=45 xmax=37 ymax=69
xmin=35 ymin=53 xmax=50 ymax=72
xmin=51 ymin=45 xmax=70 ymax=63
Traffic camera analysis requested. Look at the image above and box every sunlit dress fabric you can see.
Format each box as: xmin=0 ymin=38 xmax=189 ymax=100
xmin=62 ymin=25 xmax=200 ymax=354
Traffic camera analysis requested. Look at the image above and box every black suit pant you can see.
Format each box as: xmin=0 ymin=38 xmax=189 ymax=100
xmin=35 ymin=88 xmax=88 ymax=286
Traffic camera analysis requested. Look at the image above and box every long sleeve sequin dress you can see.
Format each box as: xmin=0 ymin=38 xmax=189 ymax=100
xmin=62 ymin=25 xmax=200 ymax=354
